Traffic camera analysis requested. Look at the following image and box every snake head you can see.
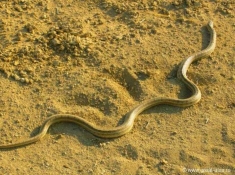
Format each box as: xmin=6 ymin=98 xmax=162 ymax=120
xmin=208 ymin=20 xmax=214 ymax=28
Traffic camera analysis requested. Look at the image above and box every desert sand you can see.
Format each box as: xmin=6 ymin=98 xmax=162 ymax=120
xmin=0 ymin=0 xmax=234 ymax=174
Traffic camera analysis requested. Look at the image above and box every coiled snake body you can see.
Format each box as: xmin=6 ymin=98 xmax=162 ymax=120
xmin=0 ymin=21 xmax=216 ymax=149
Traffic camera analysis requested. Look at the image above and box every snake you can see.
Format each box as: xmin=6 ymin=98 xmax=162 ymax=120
xmin=0 ymin=21 xmax=216 ymax=149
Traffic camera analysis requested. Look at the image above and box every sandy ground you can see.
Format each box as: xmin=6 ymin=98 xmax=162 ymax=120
xmin=0 ymin=0 xmax=235 ymax=174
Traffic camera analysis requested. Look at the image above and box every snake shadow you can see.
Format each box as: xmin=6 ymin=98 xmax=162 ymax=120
xmin=29 ymin=122 xmax=115 ymax=147
xmin=28 ymin=98 xmax=189 ymax=148
xmin=200 ymin=24 xmax=213 ymax=51
xmin=26 ymin=102 xmax=185 ymax=149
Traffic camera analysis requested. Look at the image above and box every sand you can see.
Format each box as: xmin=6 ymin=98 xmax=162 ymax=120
xmin=0 ymin=0 xmax=234 ymax=174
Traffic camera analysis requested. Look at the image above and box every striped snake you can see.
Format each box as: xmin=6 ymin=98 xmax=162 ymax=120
xmin=0 ymin=21 xmax=216 ymax=149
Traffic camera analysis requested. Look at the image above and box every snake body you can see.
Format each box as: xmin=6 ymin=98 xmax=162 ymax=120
xmin=0 ymin=21 xmax=216 ymax=149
